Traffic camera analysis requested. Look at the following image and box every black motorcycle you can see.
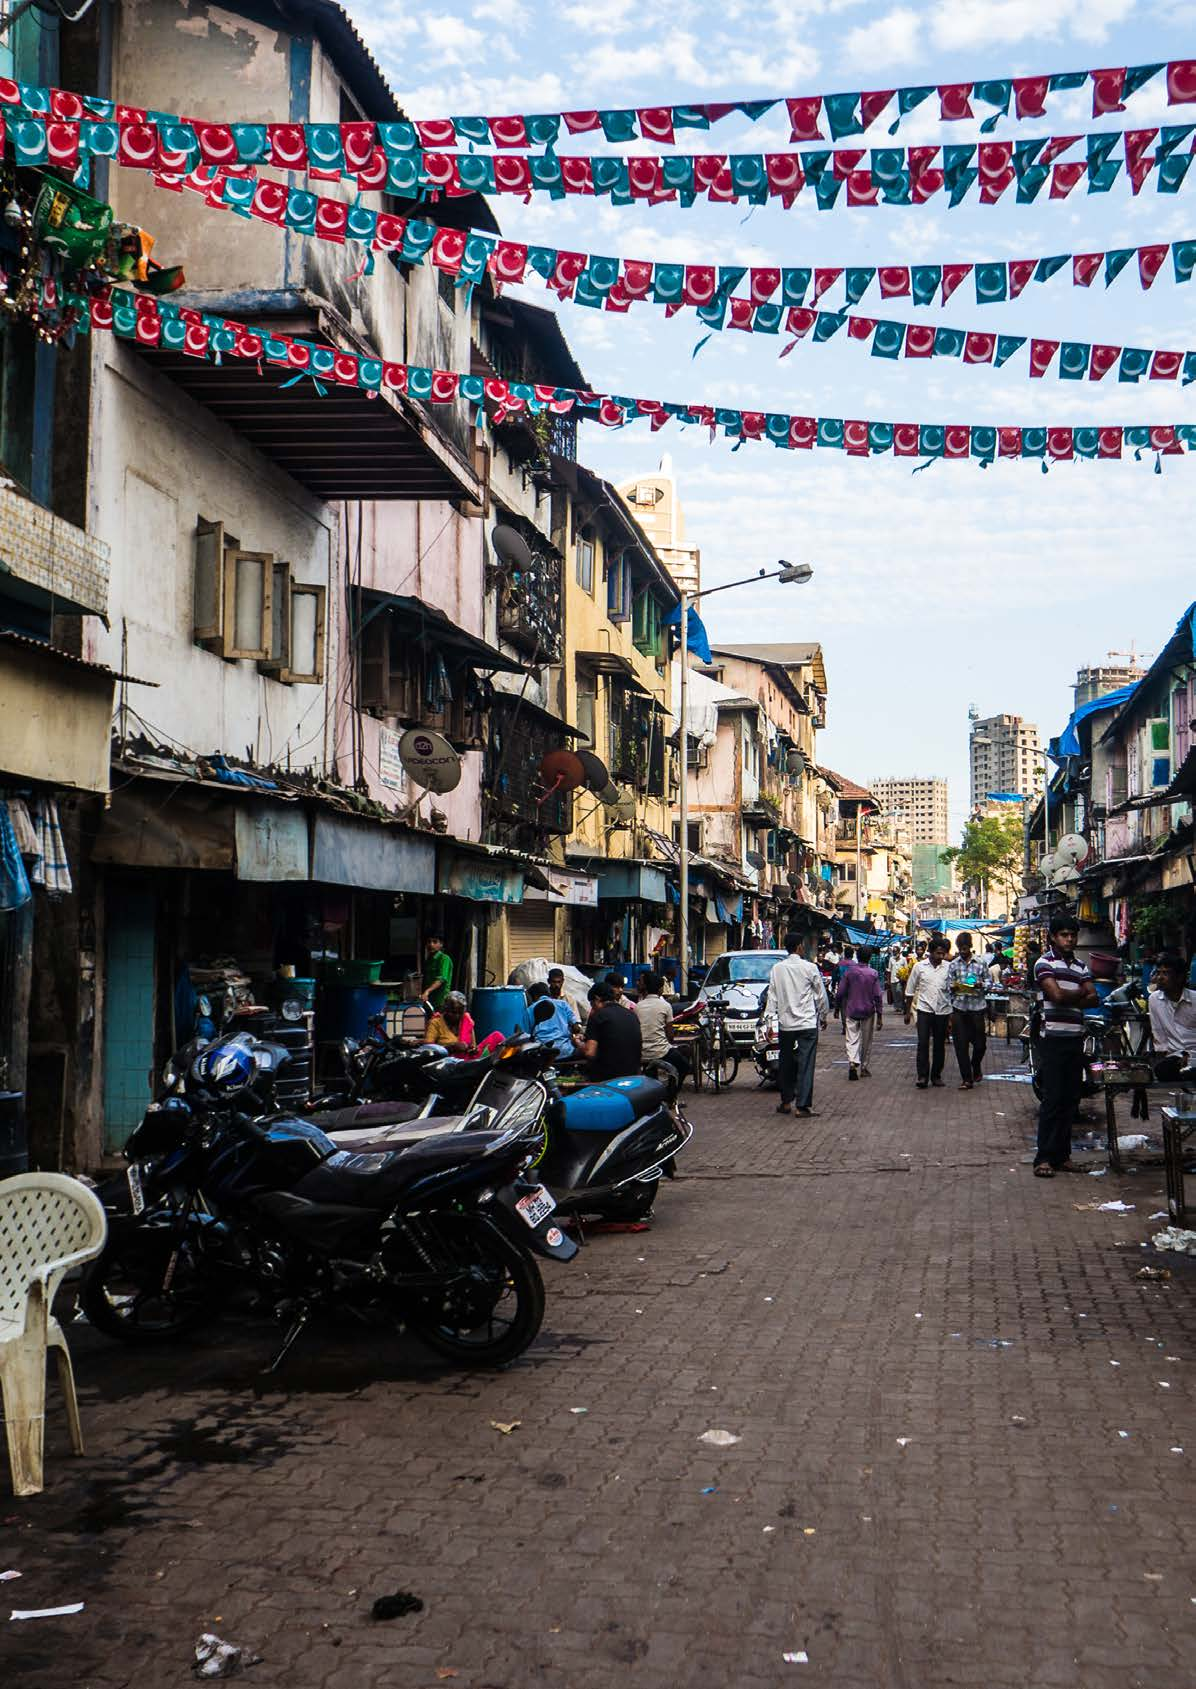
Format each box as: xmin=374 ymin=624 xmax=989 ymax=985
xmin=331 ymin=1042 xmax=693 ymax=1225
xmin=82 ymin=1040 xmax=575 ymax=1370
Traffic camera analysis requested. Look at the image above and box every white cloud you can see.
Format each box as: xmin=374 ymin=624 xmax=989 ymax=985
xmin=844 ymin=7 xmax=922 ymax=69
xmin=933 ymin=0 xmax=1136 ymax=50
xmin=423 ymin=15 xmax=486 ymax=61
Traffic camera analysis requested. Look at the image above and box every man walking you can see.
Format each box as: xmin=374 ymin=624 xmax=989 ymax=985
xmin=946 ymin=932 xmax=989 ymax=1089
xmin=904 ymin=938 xmax=952 ymax=1089
xmin=764 ymin=931 xmax=829 ymax=1117
xmin=1033 ymin=913 xmax=1099 ymax=1177
xmin=835 ymin=945 xmax=884 ymax=1080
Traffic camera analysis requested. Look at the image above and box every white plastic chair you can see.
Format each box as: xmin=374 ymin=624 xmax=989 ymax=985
xmin=0 ymin=1173 xmax=107 ymax=1497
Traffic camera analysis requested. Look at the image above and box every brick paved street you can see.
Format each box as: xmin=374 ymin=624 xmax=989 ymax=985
xmin=5 ymin=1032 xmax=1196 ymax=1689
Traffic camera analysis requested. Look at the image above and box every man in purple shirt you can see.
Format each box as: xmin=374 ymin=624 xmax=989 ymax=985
xmin=835 ymin=945 xmax=885 ymax=1080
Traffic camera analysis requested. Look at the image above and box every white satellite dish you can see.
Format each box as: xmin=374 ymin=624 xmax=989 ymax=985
xmin=611 ymin=788 xmax=637 ymax=823
xmin=1056 ymin=833 xmax=1090 ymax=867
xmin=398 ymin=728 xmax=462 ymax=794
xmin=1052 ymin=864 xmax=1080 ymax=886
xmin=491 ymin=524 xmax=534 ymax=571
xmin=1038 ymin=853 xmax=1058 ymax=877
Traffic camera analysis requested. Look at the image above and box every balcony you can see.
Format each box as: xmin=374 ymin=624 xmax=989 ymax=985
xmin=0 ymin=485 xmax=109 ymax=617
xmin=497 ymin=545 xmax=563 ymax=663
xmin=485 ymin=694 xmax=575 ymax=844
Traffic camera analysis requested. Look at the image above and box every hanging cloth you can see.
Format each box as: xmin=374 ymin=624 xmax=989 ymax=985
xmin=6 ymin=797 xmax=38 ymax=858
xmin=29 ymin=795 xmax=72 ymax=895
xmin=0 ymin=800 xmax=32 ymax=910
xmin=425 ymin=650 xmax=454 ymax=714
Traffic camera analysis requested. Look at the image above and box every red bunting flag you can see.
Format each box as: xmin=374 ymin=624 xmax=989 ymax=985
xmin=1090 ymin=344 xmax=1120 ymax=380
xmin=1030 ymin=339 xmax=1060 ymax=377
xmin=941 ymin=263 xmax=972 ymax=304
xmin=1138 ymin=244 xmax=1168 ymax=286
xmin=1013 ymin=77 xmax=1048 ymax=118
xmin=1091 ymin=67 xmax=1127 ymax=115
xmin=878 ymin=266 xmax=911 ymax=297
xmin=938 ymin=84 xmax=973 ymax=120
xmin=1073 ymin=253 xmax=1102 ymax=286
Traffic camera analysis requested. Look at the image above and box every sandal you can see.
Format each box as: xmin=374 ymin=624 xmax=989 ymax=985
xmin=959 ymin=1081 xmax=973 ymax=1090
xmin=1033 ymin=1164 xmax=1055 ymax=1178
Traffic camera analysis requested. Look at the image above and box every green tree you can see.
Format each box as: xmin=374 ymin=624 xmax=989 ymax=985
xmin=940 ymin=814 xmax=1024 ymax=913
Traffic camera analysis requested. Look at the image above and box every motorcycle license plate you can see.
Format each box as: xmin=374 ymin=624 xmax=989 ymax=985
xmin=516 ymin=1186 xmax=555 ymax=1228
xmin=127 ymin=1163 xmax=145 ymax=1216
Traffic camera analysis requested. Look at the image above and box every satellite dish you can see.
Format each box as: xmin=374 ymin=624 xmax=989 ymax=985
xmin=1038 ymin=853 xmax=1058 ymax=877
xmin=491 ymin=524 xmax=534 ymax=571
xmin=612 ymin=788 xmax=637 ymax=822
xmin=1052 ymin=864 xmax=1080 ymax=886
xmin=398 ymin=728 xmax=462 ymax=794
xmin=576 ymin=748 xmax=611 ymax=791
xmin=538 ymin=749 xmax=586 ymax=794
xmin=1056 ymin=833 xmax=1089 ymax=867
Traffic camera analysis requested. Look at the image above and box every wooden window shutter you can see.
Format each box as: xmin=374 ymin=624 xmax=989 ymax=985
xmin=358 ymin=610 xmax=392 ymax=711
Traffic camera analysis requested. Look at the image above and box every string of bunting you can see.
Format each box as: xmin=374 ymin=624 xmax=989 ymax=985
xmin=61 ymin=283 xmax=1196 ymax=465
xmin=143 ymin=160 xmax=1196 ymax=327
xmin=11 ymin=114 xmax=1196 ymax=208
xmin=8 ymin=59 xmax=1196 ymax=147
xmin=138 ymin=164 xmax=1196 ymax=375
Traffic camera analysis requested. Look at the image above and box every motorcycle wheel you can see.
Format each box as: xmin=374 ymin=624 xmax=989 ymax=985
xmin=594 ymin=1178 xmax=659 ymax=1223
xmin=80 ymin=1225 xmax=217 ymax=1343
xmin=407 ymin=1220 xmax=545 ymax=1368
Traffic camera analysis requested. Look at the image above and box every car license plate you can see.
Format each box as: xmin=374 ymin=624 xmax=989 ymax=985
xmin=127 ymin=1163 xmax=145 ymax=1216
xmin=515 ymin=1185 xmax=555 ymax=1228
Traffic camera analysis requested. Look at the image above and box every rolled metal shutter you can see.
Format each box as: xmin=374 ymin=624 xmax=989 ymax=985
xmin=506 ymin=902 xmax=558 ymax=969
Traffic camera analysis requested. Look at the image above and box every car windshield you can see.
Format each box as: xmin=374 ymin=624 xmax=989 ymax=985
xmin=720 ymin=956 xmax=783 ymax=984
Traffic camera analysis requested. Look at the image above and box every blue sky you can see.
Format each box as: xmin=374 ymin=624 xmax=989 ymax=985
xmin=350 ymin=0 xmax=1193 ymax=837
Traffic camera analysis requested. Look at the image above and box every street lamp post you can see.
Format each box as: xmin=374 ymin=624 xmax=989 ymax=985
xmin=676 ymin=561 xmax=813 ymax=997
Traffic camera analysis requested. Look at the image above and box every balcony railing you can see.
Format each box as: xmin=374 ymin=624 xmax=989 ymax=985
xmin=485 ymin=697 xmax=573 ymax=842
xmin=497 ymin=546 xmax=562 ymax=663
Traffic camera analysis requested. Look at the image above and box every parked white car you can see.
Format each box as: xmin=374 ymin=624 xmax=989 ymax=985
xmin=693 ymin=950 xmax=788 ymax=1050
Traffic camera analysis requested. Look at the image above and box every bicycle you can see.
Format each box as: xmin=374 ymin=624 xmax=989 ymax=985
xmin=699 ymin=995 xmax=740 ymax=1093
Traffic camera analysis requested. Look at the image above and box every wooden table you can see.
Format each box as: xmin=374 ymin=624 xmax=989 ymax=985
xmin=1162 ymin=1106 xmax=1196 ymax=1223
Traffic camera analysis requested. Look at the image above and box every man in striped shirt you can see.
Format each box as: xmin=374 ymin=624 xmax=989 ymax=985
xmin=1032 ymin=913 xmax=1099 ymax=1177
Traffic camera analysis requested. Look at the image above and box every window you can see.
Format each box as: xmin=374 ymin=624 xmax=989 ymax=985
xmin=605 ymin=550 xmax=631 ymax=621
xmin=358 ymin=612 xmax=483 ymax=746
xmin=631 ymin=587 xmax=663 ymax=660
xmin=438 ymin=267 xmax=457 ymax=311
xmin=575 ymin=532 xmax=594 ymax=592
xmin=672 ymin=819 xmax=702 ymax=854
xmin=194 ymin=518 xmax=326 ymax=681
xmin=630 ymin=483 xmax=663 ymax=508
xmin=575 ymin=668 xmax=597 ymax=747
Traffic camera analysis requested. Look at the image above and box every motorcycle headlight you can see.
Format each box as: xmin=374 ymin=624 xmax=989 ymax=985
xmin=280 ymin=998 xmax=304 ymax=1023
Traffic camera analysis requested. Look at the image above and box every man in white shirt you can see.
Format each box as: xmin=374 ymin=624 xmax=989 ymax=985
xmin=1149 ymin=952 xmax=1196 ymax=1079
xmin=764 ymin=931 xmax=830 ymax=1117
xmin=904 ymin=938 xmax=953 ymax=1089
xmin=635 ymin=971 xmax=688 ymax=1082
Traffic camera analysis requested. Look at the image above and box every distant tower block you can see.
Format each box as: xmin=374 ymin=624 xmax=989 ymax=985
xmin=617 ymin=456 xmax=701 ymax=598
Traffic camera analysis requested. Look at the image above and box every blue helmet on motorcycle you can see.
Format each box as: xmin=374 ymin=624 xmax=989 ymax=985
xmin=192 ymin=1037 xmax=256 ymax=1097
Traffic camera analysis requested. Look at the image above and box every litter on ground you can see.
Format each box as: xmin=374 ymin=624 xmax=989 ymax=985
xmin=1152 ymin=1227 xmax=1196 ymax=1255
xmin=490 ymin=1420 xmax=521 ymax=1435
xmin=783 ymin=1651 xmax=810 ymax=1663
xmin=10 ymin=1604 xmax=84 ymax=1621
xmin=193 ymin=1632 xmax=262 ymax=1679
xmin=699 ymin=1429 xmax=741 ymax=1447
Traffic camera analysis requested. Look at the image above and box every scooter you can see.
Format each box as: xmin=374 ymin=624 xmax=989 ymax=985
xmin=330 ymin=1039 xmax=693 ymax=1225
xmin=752 ymin=1008 xmax=780 ymax=1087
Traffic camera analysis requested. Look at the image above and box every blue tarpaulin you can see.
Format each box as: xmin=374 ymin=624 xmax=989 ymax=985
xmin=1053 ymin=684 xmax=1138 ymax=759
xmin=664 ymin=602 xmax=713 ymax=665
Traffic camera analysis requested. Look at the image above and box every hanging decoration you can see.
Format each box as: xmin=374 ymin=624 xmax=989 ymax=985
xmin=140 ymin=158 xmax=1196 ymax=338
xmin=8 ymin=115 xmax=1196 ymax=209
xmin=66 ymin=283 xmax=1196 ymax=465
xmin=8 ymin=59 xmax=1196 ymax=148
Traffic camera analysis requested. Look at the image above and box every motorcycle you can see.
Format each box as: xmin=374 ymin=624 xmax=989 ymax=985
xmin=1023 ymin=1009 xmax=1105 ymax=1102
xmin=82 ymin=1037 xmax=576 ymax=1371
xmin=331 ymin=1037 xmax=693 ymax=1226
xmin=752 ymin=1008 xmax=780 ymax=1087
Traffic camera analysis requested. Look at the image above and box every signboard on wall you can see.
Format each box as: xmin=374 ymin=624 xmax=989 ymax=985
xmin=439 ymin=852 xmax=525 ymax=904
xmin=378 ymin=727 xmax=407 ymax=795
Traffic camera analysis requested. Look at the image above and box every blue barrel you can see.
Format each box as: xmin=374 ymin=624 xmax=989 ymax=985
xmin=471 ymin=986 xmax=528 ymax=1043
xmin=320 ymin=985 xmax=389 ymax=1041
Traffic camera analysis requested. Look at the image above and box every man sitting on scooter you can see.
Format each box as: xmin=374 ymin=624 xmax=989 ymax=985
xmin=635 ymin=970 xmax=689 ymax=1083
xmin=572 ymin=980 xmax=643 ymax=1080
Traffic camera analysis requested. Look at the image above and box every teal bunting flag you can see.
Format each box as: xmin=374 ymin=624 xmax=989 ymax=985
xmin=530 ymin=155 xmax=564 ymax=196
xmin=1158 ymin=124 xmax=1195 ymax=157
xmin=974 ymin=263 xmax=1007 ymax=302
xmin=813 ymin=175 xmax=843 ymax=209
xmin=1160 ymin=155 xmax=1194 ymax=193
xmin=825 ymin=92 xmax=863 ymax=139
xmin=1074 ymin=427 xmax=1100 ymax=458
xmin=1174 ymin=240 xmax=1196 ymax=282
xmin=872 ymin=321 xmax=904 ymax=358
xmin=891 ymin=86 xmax=933 ymax=131
xmin=845 ymin=267 xmax=876 ymax=303
xmin=754 ymin=304 xmax=783 ymax=333
xmin=911 ymin=266 xmax=941 ymax=305
xmin=1119 ymin=348 xmax=1150 ymax=381
xmin=653 ymin=264 xmax=684 ymax=303
xmin=1059 ymin=342 xmax=1090 ymax=379
xmin=1021 ymin=428 xmax=1047 ymax=456
xmin=230 ymin=123 xmax=267 ymax=162
xmin=800 ymin=150 xmax=831 ymax=182
xmin=456 ymin=155 xmax=496 ymax=193
xmin=868 ymin=423 xmax=894 ymax=452
xmin=812 ymin=312 xmax=846 ymax=341
xmin=526 ymin=246 xmax=557 ymax=280
xmin=1105 ymin=248 xmax=1135 ymax=285
xmin=920 ymin=425 xmax=945 ymax=456
xmin=1035 ymin=254 xmax=1069 ymax=282
xmin=1184 ymin=353 xmax=1196 ymax=384
xmin=717 ymin=266 xmax=747 ymax=298
xmin=975 ymin=81 xmax=1012 ymax=131
xmin=782 ymin=268 xmax=811 ymax=304
xmin=934 ymin=327 xmax=965 ymax=357
xmin=598 ymin=109 xmax=638 ymax=142
xmin=1015 ymin=167 xmax=1049 ymax=202
xmin=949 ymin=168 xmax=978 ymax=207
xmin=943 ymin=145 xmax=976 ymax=186
xmin=817 ymin=418 xmax=844 ymax=448
xmin=1124 ymin=64 xmax=1164 ymax=97
xmin=1087 ymin=133 xmax=1119 ymax=167
xmin=1048 ymin=71 xmax=1087 ymax=91
xmin=1087 ymin=160 xmax=1121 ymax=193
xmin=662 ymin=156 xmax=695 ymax=193
xmin=452 ymin=115 xmax=489 ymax=146
xmin=995 ymin=335 xmax=1026 ymax=367
xmin=971 ymin=426 xmax=997 ymax=459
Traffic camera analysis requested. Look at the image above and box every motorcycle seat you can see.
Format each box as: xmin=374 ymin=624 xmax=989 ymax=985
xmin=562 ymin=1075 xmax=670 ymax=1133
xmin=292 ymin=1131 xmax=499 ymax=1208
xmin=328 ymin=1118 xmax=464 ymax=1152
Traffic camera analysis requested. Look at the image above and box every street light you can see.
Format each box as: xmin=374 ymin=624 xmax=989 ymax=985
xmin=676 ymin=560 xmax=815 ymax=996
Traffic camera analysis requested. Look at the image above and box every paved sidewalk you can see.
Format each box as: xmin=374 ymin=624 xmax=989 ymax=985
xmin=4 ymin=1030 xmax=1196 ymax=1688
